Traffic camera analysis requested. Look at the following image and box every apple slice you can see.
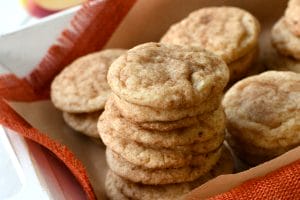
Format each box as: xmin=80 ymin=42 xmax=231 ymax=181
xmin=21 ymin=0 xmax=56 ymax=18
xmin=21 ymin=0 xmax=84 ymax=18
xmin=34 ymin=0 xmax=85 ymax=11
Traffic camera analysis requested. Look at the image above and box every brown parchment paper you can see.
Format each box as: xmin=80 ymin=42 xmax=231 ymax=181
xmin=8 ymin=0 xmax=299 ymax=199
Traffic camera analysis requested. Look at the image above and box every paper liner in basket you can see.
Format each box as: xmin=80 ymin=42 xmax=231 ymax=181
xmin=0 ymin=0 xmax=300 ymax=199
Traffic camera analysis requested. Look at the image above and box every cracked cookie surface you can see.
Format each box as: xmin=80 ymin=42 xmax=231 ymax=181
xmin=98 ymin=97 xmax=225 ymax=148
xmin=108 ymin=42 xmax=228 ymax=109
xmin=113 ymin=93 xmax=222 ymax=122
xmin=51 ymin=49 xmax=125 ymax=113
xmin=223 ymin=71 xmax=300 ymax=150
xmin=271 ymin=18 xmax=300 ymax=60
xmin=105 ymin=147 xmax=233 ymax=200
xmin=100 ymin=126 xmax=223 ymax=169
xmin=106 ymin=147 xmax=222 ymax=185
xmin=63 ymin=111 xmax=102 ymax=138
xmin=160 ymin=7 xmax=260 ymax=64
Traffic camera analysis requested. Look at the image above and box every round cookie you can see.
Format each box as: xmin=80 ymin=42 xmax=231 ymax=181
xmin=98 ymin=98 xmax=225 ymax=148
xmin=51 ymin=49 xmax=125 ymax=113
xmin=106 ymin=147 xmax=233 ymax=200
xmin=136 ymin=116 xmax=199 ymax=132
xmin=63 ymin=111 xmax=101 ymax=138
xmin=182 ymin=131 xmax=224 ymax=154
xmin=223 ymin=71 xmax=300 ymax=159
xmin=137 ymin=104 xmax=225 ymax=131
xmin=266 ymin=55 xmax=300 ymax=73
xmin=160 ymin=7 xmax=260 ymax=64
xmin=226 ymin=133 xmax=295 ymax=165
xmin=263 ymin=45 xmax=300 ymax=73
xmin=106 ymin=147 xmax=222 ymax=185
xmin=105 ymin=175 xmax=129 ymax=200
xmin=100 ymin=127 xmax=223 ymax=169
xmin=271 ymin=18 xmax=300 ymax=60
xmin=228 ymin=47 xmax=259 ymax=83
xmin=113 ymin=93 xmax=222 ymax=122
xmin=285 ymin=0 xmax=300 ymax=37
xmin=108 ymin=42 xmax=229 ymax=109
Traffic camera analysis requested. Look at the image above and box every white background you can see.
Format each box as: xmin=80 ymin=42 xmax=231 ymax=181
xmin=0 ymin=0 xmax=38 ymax=35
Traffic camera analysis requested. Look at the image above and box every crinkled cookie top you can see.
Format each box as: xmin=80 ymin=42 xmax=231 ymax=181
xmin=51 ymin=49 xmax=125 ymax=113
xmin=223 ymin=71 xmax=300 ymax=148
xmin=108 ymin=42 xmax=229 ymax=109
xmin=160 ymin=6 xmax=260 ymax=63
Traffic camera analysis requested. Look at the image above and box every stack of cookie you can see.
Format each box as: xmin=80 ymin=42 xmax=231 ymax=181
xmin=160 ymin=6 xmax=261 ymax=83
xmin=98 ymin=42 xmax=233 ymax=199
xmin=51 ymin=49 xmax=125 ymax=140
xmin=269 ymin=0 xmax=300 ymax=73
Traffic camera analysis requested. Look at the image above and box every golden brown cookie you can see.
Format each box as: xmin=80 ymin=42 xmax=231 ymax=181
xmin=98 ymin=98 xmax=225 ymax=148
xmin=105 ymin=175 xmax=129 ymax=200
xmin=107 ymin=42 xmax=229 ymax=109
xmin=228 ymin=47 xmax=259 ymax=83
xmin=136 ymin=105 xmax=225 ymax=131
xmin=263 ymin=44 xmax=300 ymax=73
xmin=226 ymin=133 xmax=295 ymax=165
xmin=160 ymin=7 xmax=260 ymax=64
xmin=285 ymin=0 xmax=300 ymax=37
xmin=105 ymin=147 xmax=233 ymax=200
xmin=51 ymin=49 xmax=125 ymax=113
xmin=266 ymin=56 xmax=300 ymax=73
xmin=100 ymin=126 xmax=223 ymax=169
xmin=63 ymin=111 xmax=101 ymax=138
xmin=223 ymin=71 xmax=300 ymax=163
xmin=106 ymin=147 xmax=222 ymax=185
xmin=136 ymin=116 xmax=199 ymax=132
xmin=271 ymin=18 xmax=300 ymax=60
xmin=113 ymin=94 xmax=222 ymax=122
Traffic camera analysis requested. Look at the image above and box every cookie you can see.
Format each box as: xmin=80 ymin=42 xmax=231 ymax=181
xmin=136 ymin=116 xmax=199 ymax=132
xmin=108 ymin=42 xmax=229 ymax=109
xmin=184 ymin=131 xmax=224 ymax=154
xmin=105 ymin=175 xmax=129 ymax=200
xmin=105 ymin=146 xmax=233 ymax=200
xmin=106 ymin=147 xmax=222 ymax=185
xmin=223 ymin=71 xmax=300 ymax=162
xmin=100 ymin=127 xmax=223 ymax=169
xmin=113 ymin=93 xmax=222 ymax=122
xmin=285 ymin=0 xmax=300 ymax=37
xmin=98 ymin=98 xmax=225 ymax=148
xmin=228 ymin=47 xmax=259 ymax=83
xmin=137 ymin=104 xmax=225 ymax=131
xmin=271 ymin=18 xmax=300 ymax=60
xmin=263 ymin=44 xmax=300 ymax=73
xmin=51 ymin=49 xmax=125 ymax=113
xmin=266 ymin=56 xmax=300 ymax=73
xmin=160 ymin=7 xmax=260 ymax=64
xmin=226 ymin=133 xmax=295 ymax=165
xmin=63 ymin=111 xmax=101 ymax=138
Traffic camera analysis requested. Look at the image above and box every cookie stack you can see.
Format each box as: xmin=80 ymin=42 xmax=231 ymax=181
xmin=223 ymin=71 xmax=300 ymax=165
xmin=160 ymin=6 xmax=261 ymax=83
xmin=269 ymin=0 xmax=300 ymax=73
xmin=51 ymin=49 xmax=125 ymax=140
xmin=98 ymin=42 xmax=233 ymax=199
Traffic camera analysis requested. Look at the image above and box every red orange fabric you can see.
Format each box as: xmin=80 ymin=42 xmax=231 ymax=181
xmin=0 ymin=0 xmax=299 ymax=199
xmin=0 ymin=98 xmax=95 ymax=200
xmin=209 ymin=160 xmax=300 ymax=200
